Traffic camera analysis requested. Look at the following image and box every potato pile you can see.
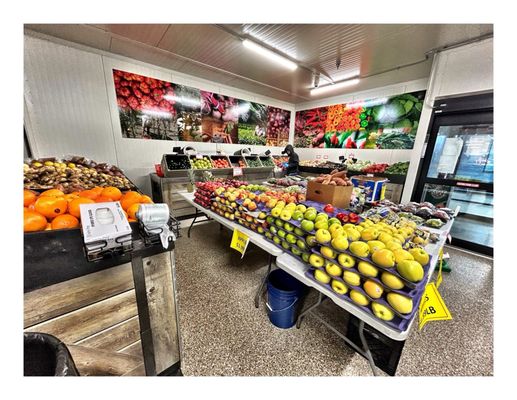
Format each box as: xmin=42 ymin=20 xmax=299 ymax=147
xmin=313 ymin=169 xmax=353 ymax=186
xmin=24 ymin=157 xmax=134 ymax=193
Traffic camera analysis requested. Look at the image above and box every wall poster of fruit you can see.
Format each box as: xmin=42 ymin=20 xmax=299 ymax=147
xmin=113 ymin=69 xmax=291 ymax=146
xmin=294 ymin=90 xmax=426 ymax=149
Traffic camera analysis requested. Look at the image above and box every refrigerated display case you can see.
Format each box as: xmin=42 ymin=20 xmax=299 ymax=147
xmin=413 ymin=92 xmax=493 ymax=255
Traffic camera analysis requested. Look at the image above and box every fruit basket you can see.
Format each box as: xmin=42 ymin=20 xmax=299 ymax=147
xmin=229 ymin=155 xmax=247 ymax=168
xmin=24 ymin=157 xmax=136 ymax=193
xmin=189 ymin=155 xmax=213 ymax=170
xmin=259 ymin=156 xmax=275 ymax=168
xmin=161 ymin=154 xmax=192 ymax=177
xmin=209 ymin=155 xmax=231 ymax=169
xmin=244 ymin=156 xmax=262 ymax=168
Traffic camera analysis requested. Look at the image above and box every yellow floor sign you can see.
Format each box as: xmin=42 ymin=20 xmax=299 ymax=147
xmin=230 ymin=229 xmax=249 ymax=258
xmin=419 ymin=282 xmax=452 ymax=330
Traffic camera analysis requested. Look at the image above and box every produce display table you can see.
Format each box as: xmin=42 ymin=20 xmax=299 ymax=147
xmin=180 ymin=191 xmax=283 ymax=307
xmin=181 ymin=190 xmax=454 ymax=375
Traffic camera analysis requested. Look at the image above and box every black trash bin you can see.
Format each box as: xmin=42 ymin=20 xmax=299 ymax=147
xmin=24 ymin=332 xmax=80 ymax=376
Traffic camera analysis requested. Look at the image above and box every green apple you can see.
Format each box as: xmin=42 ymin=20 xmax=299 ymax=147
xmin=271 ymin=207 xmax=282 ymax=218
xmin=345 ymin=228 xmax=361 ymax=242
xmin=321 ymin=246 xmax=336 ymax=259
xmin=387 ymin=292 xmax=413 ymax=314
xmin=304 ymin=210 xmax=317 ymax=221
xmin=386 ymin=240 xmax=403 ymax=251
xmin=350 ymin=241 xmax=370 ymax=258
xmin=350 ymin=290 xmax=370 ymax=306
xmin=280 ymin=209 xmax=292 ymax=221
xmin=294 ymin=227 xmax=305 ymax=236
xmin=277 ymin=230 xmax=286 ymax=239
xmin=273 ymin=236 xmax=281 ymax=245
xmin=286 ymin=234 xmax=297 ymax=244
xmin=257 ymin=226 xmax=264 ymax=234
xmin=296 ymin=239 xmax=306 ymax=250
xmin=371 ymin=302 xmax=395 ymax=321
xmin=314 ymin=269 xmax=331 ymax=284
xmin=281 ymin=241 xmax=290 ymax=250
xmin=393 ymin=249 xmax=414 ymax=264
xmin=309 ymin=254 xmax=325 ymax=268
xmin=358 ymin=261 xmax=379 ymax=278
xmin=396 ymin=260 xmax=424 ymax=282
xmin=367 ymin=240 xmax=386 ymax=253
xmin=338 ymin=253 xmax=355 ymax=268
xmin=291 ymin=247 xmax=302 ymax=256
xmin=363 ymin=279 xmax=383 ymax=299
xmin=314 ymin=220 xmax=329 ymax=231
xmin=315 ymin=229 xmax=331 ymax=244
xmin=292 ymin=211 xmax=304 ymax=221
xmin=301 ymin=219 xmax=315 ymax=232
xmin=296 ymin=204 xmax=307 ymax=213
xmin=328 ymin=218 xmax=341 ymax=226
xmin=331 ymin=227 xmax=345 ymax=239
xmin=331 ymin=280 xmax=348 ymax=295
xmin=306 ymin=207 xmax=317 ymax=213
xmin=306 ymin=235 xmax=317 ymax=247
xmin=343 ymin=270 xmax=361 ymax=286
xmin=329 ymin=223 xmax=343 ymax=235
xmin=301 ymin=253 xmax=310 ymax=263
xmin=284 ymin=222 xmax=294 ymax=232
xmin=275 ymin=218 xmax=284 ymax=228
xmin=266 ymin=216 xmax=275 ymax=225
xmin=269 ymin=225 xmax=278 ymax=235
xmin=325 ymin=262 xmax=342 ymax=277
xmin=265 ymin=231 xmax=273 ymax=239
xmin=372 ymin=249 xmax=395 ymax=268
xmin=331 ymin=236 xmax=349 ymax=251
xmin=409 ymin=248 xmax=430 ymax=266
xmin=316 ymin=212 xmax=329 ymax=220
xmin=381 ymin=271 xmax=405 ymax=289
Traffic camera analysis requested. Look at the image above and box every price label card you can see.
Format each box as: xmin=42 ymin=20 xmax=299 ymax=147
xmin=196 ymin=154 xmax=203 ymax=159
xmin=233 ymin=167 xmax=243 ymax=177
xmin=367 ymin=173 xmax=374 ymax=177
xmin=418 ymin=282 xmax=452 ymax=331
xmin=323 ymin=155 xmax=328 ymax=159
xmin=230 ymin=229 xmax=249 ymax=258
xmin=316 ymin=155 xmax=321 ymax=159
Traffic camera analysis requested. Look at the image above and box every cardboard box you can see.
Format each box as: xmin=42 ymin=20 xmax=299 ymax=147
xmin=351 ymin=175 xmax=389 ymax=202
xmin=80 ymin=201 xmax=132 ymax=254
xmin=306 ymin=181 xmax=354 ymax=208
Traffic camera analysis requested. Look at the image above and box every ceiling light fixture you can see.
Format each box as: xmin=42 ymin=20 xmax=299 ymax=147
xmin=242 ymin=39 xmax=298 ymax=71
xmin=310 ymin=78 xmax=360 ymax=96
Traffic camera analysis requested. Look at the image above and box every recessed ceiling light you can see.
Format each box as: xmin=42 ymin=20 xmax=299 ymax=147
xmin=242 ymin=39 xmax=297 ymax=71
xmin=310 ymin=78 xmax=360 ymax=96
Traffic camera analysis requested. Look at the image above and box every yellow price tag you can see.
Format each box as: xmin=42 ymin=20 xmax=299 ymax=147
xmin=419 ymin=282 xmax=452 ymax=331
xmin=230 ymin=229 xmax=249 ymax=258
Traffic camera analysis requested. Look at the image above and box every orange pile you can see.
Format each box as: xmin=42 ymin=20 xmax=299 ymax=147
xmin=23 ymin=186 xmax=153 ymax=232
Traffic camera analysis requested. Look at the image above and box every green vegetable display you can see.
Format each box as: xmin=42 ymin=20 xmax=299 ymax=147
xmin=245 ymin=157 xmax=262 ymax=168
xmin=385 ymin=161 xmax=410 ymax=175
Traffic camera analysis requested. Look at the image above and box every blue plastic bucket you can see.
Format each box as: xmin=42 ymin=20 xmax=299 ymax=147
xmin=266 ymin=269 xmax=306 ymax=329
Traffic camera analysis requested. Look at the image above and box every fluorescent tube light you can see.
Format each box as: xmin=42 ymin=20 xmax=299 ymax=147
xmin=310 ymin=78 xmax=360 ymax=96
xmin=242 ymin=39 xmax=298 ymax=71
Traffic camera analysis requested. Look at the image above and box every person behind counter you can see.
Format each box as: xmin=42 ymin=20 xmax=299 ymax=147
xmin=281 ymin=144 xmax=299 ymax=175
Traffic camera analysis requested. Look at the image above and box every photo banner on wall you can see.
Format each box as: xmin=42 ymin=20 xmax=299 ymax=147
xmin=113 ymin=69 xmax=291 ymax=145
xmin=294 ymin=90 xmax=426 ymax=149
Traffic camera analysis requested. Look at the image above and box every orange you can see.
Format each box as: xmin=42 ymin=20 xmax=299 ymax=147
xmin=127 ymin=203 xmax=142 ymax=220
xmin=140 ymin=195 xmax=153 ymax=204
xmin=91 ymin=187 xmax=104 ymax=195
xmin=51 ymin=214 xmax=80 ymax=230
xmin=95 ymin=196 xmax=113 ymax=203
xmin=24 ymin=209 xmax=48 ymax=232
xmin=101 ymin=186 xmax=122 ymax=201
xmin=69 ymin=197 xmax=95 ymax=218
xmin=40 ymin=189 xmax=64 ymax=197
xmin=64 ymin=193 xmax=80 ymax=202
xmin=24 ymin=189 xmax=38 ymax=207
xmin=121 ymin=192 xmax=142 ymax=211
xmin=78 ymin=190 xmax=99 ymax=200
xmin=34 ymin=196 xmax=68 ymax=219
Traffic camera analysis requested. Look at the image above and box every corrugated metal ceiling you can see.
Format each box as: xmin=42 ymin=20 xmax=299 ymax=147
xmin=24 ymin=23 xmax=493 ymax=103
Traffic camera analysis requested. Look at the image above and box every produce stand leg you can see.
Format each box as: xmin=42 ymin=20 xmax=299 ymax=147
xmin=296 ymin=291 xmax=324 ymax=329
xmin=358 ymin=320 xmax=380 ymax=376
xmin=131 ymin=256 xmax=157 ymax=376
xmin=254 ymin=254 xmax=274 ymax=308
xmin=187 ymin=209 xmax=210 ymax=238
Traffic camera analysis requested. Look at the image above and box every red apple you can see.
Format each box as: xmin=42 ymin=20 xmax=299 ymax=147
xmin=324 ymin=204 xmax=334 ymax=213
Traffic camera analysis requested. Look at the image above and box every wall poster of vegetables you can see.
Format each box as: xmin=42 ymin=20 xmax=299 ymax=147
xmin=113 ymin=69 xmax=291 ymax=146
xmin=294 ymin=90 xmax=426 ymax=149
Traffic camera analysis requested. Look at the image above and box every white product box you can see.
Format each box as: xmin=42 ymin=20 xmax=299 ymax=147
xmin=79 ymin=201 xmax=132 ymax=254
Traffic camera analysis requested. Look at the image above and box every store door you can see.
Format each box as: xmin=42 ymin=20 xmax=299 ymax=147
xmin=413 ymin=93 xmax=493 ymax=256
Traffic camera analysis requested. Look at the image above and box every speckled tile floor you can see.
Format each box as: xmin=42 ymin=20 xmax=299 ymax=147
xmin=174 ymin=221 xmax=493 ymax=376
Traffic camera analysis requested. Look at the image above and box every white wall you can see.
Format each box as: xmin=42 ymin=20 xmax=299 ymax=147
xmin=24 ymin=33 xmax=295 ymax=194
xmin=402 ymin=38 xmax=493 ymax=202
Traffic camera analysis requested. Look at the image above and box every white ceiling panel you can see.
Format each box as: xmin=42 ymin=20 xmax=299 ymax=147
xmin=24 ymin=24 xmax=111 ymax=51
xmin=92 ymin=24 xmax=169 ymax=46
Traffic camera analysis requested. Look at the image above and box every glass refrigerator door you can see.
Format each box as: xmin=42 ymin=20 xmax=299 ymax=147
xmin=414 ymin=108 xmax=493 ymax=255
